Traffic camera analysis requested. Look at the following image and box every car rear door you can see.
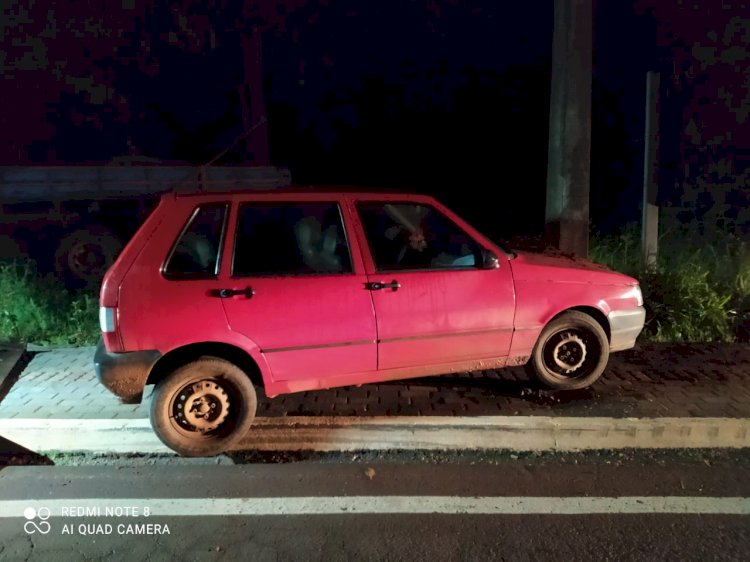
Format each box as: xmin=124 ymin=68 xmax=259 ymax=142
xmin=353 ymin=197 xmax=515 ymax=371
xmin=219 ymin=195 xmax=377 ymax=386
xmin=117 ymin=199 xmax=232 ymax=352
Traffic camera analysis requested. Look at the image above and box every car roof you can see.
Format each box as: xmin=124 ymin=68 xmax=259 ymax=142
xmin=171 ymin=184 xmax=430 ymax=200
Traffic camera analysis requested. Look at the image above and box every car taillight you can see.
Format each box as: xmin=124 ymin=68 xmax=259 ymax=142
xmin=99 ymin=307 xmax=122 ymax=351
xmin=99 ymin=307 xmax=116 ymax=333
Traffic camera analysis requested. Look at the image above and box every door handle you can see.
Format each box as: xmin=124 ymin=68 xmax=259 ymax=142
xmin=366 ymin=280 xmax=401 ymax=292
xmin=215 ymin=287 xmax=255 ymax=299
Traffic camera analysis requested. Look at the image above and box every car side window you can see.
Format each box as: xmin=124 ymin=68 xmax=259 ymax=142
xmin=357 ymin=202 xmax=482 ymax=272
xmin=164 ymin=203 xmax=228 ymax=279
xmin=233 ymin=202 xmax=353 ymax=276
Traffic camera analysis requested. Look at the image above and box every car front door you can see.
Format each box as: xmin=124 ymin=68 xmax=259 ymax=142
xmin=354 ymin=198 xmax=515 ymax=371
xmin=220 ymin=198 xmax=377 ymax=385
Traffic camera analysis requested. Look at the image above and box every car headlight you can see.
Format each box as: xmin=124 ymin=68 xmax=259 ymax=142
xmin=633 ymin=285 xmax=644 ymax=307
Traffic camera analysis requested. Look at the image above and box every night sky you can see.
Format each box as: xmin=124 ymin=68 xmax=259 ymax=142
xmin=1 ymin=1 xmax=747 ymax=239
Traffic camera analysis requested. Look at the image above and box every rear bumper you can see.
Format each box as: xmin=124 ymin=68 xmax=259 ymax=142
xmin=608 ymin=306 xmax=646 ymax=352
xmin=94 ymin=339 xmax=161 ymax=403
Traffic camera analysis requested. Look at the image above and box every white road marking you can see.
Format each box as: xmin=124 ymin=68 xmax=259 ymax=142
xmin=0 ymin=496 xmax=749 ymax=517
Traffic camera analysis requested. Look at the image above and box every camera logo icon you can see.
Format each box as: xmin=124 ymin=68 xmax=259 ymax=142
xmin=23 ymin=507 xmax=51 ymax=535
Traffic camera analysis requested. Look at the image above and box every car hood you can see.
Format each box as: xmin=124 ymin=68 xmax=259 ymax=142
xmin=509 ymin=251 xmax=639 ymax=286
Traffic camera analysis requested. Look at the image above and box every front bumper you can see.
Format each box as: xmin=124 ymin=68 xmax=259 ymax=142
xmin=608 ymin=306 xmax=646 ymax=352
xmin=94 ymin=339 xmax=161 ymax=403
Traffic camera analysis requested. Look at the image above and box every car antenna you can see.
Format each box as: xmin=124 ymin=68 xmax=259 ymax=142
xmin=174 ymin=116 xmax=268 ymax=194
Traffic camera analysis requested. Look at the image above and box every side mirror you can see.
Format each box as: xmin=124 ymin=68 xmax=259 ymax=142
xmin=481 ymin=249 xmax=500 ymax=269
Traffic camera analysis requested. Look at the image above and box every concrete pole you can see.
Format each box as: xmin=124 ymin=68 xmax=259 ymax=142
xmin=642 ymin=71 xmax=660 ymax=268
xmin=240 ymin=25 xmax=271 ymax=166
xmin=545 ymin=0 xmax=593 ymax=257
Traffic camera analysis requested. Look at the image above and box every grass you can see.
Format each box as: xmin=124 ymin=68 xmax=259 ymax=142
xmin=0 ymin=261 xmax=100 ymax=347
xmin=590 ymin=225 xmax=750 ymax=343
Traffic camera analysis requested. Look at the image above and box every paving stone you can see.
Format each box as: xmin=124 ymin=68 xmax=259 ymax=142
xmin=3 ymin=343 xmax=750 ymax=420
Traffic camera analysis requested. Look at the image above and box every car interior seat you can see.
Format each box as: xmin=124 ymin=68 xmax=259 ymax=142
xmin=294 ymin=216 xmax=343 ymax=273
xmin=167 ymin=232 xmax=215 ymax=274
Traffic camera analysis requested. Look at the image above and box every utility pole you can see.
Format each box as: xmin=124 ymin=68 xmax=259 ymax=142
xmin=239 ymin=23 xmax=270 ymax=166
xmin=545 ymin=0 xmax=593 ymax=257
xmin=642 ymin=71 xmax=660 ymax=268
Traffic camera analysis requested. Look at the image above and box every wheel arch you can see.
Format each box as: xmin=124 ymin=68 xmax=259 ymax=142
xmin=550 ymin=305 xmax=611 ymax=343
xmin=147 ymin=342 xmax=266 ymax=389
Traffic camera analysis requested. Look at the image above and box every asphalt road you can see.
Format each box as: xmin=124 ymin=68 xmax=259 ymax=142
xmin=0 ymin=450 xmax=749 ymax=561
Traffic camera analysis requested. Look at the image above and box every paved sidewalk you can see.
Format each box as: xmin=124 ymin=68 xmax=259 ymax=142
xmin=0 ymin=343 xmax=749 ymax=420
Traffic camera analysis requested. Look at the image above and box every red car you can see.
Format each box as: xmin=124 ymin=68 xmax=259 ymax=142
xmin=95 ymin=189 xmax=645 ymax=456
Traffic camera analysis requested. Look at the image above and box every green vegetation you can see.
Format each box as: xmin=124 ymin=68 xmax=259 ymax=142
xmin=590 ymin=226 xmax=750 ymax=343
xmin=0 ymin=261 xmax=99 ymax=347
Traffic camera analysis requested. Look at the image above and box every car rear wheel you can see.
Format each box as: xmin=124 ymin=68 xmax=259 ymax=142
xmin=525 ymin=311 xmax=610 ymax=390
xmin=150 ymin=357 xmax=257 ymax=457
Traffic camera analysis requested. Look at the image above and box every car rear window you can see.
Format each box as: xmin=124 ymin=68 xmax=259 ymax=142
xmin=163 ymin=203 xmax=228 ymax=279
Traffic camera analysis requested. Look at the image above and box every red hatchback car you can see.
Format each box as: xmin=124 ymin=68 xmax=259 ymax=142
xmin=95 ymin=189 xmax=645 ymax=456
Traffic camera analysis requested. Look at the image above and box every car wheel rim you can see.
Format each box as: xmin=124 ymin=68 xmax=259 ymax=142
xmin=551 ymin=332 xmax=587 ymax=372
xmin=542 ymin=329 xmax=597 ymax=379
xmin=171 ymin=379 xmax=231 ymax=434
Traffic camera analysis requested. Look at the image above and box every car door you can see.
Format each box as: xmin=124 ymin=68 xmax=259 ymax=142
xmin=220 ymin=198 xmax=377 ymax=384
xmin=354 ymin=198 xmax=515 ymax=371
xmin=118 ymin=199 xmax=233 ymax=352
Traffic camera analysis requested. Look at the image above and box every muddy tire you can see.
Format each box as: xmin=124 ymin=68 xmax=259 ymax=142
xmin=54 ymin=226 xmax=122 ymax=290
xmin=525 ymin=311 xmax=610 ymax=390
xmin=150 ymin=357 xmax=257 ymax=457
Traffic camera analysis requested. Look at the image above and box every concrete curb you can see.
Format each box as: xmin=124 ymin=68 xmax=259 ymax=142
xmin=0 ymin=344 xmax=25 ymax=399
xmin=1 ymin=416 xmax=748 ymax=455
xmin=25 ymin=343 xmax=92 ymax=352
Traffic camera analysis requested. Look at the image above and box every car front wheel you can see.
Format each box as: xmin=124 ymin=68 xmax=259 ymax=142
xmin=525 ymin=311 xmax=610 ymax=390
xmin=150 ymin=357 xmax=257 ymax=457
